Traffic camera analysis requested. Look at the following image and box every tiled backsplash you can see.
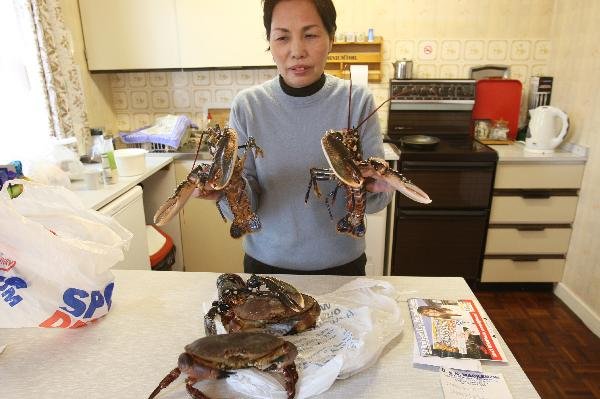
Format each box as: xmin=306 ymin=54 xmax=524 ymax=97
xmin=107 ymin=69 xmax=278 ymax=132
xmin=104 ymin=38 xmax=549 ymax=133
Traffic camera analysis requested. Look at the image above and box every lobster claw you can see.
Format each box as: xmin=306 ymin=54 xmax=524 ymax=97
xmin=395 ymin=179 xmax=432 ymax=204
xmin=367 ymin=158 xmax=432 ymax=204
xmin=153 ymin=180 xmax=198 ymax=226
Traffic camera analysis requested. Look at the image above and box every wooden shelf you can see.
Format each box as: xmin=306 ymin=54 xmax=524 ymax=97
xmin=325 ymin=36 xmax=383 ymax=82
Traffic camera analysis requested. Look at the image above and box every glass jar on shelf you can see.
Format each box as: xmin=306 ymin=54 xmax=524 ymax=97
xmin=473 ymin=119 xmax=491 ymax=140
xmin=490 ymin=119 xmax=509 ymax=140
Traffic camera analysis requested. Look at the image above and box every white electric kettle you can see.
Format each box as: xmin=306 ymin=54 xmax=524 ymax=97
xmin=524 ymin=106 xmax=569 ymax=153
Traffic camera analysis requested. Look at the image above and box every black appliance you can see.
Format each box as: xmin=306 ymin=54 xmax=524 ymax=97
xmin=385 ymin=79 xmax=498 ymax=283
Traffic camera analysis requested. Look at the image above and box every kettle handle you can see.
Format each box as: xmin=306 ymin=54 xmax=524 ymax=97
xmin=550 ymin=107 xmax=569 ymax=147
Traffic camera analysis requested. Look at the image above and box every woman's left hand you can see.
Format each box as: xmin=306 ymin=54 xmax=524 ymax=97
xmin=360 ymin=163 xmax=394 ymax=193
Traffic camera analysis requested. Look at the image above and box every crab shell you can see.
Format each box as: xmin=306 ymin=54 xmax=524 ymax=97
xmin=205 ymin=274 xmax=321 ymax=336
xmin=182 ymin=332 xmax=297 ymax=371
xmin=222 ymin=293 xmax=321 ymax=336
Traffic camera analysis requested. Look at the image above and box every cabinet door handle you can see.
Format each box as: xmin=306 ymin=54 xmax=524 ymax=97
xmin=520 ymin=190 xmax=551 ymax=199
xmin=511 ymin=255 xmax=540 ymax=262
xmin=516 ymin=225 xmax=546 ymax=231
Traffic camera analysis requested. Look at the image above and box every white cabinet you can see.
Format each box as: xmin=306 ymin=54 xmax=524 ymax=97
xmin=365 ymin=208 xmax=387 ymax=276
xmin=481 ymin=161 xmax=585 ymax=283
xmin=98 ymin=185 xmax=150 ymax=270
xmin=176 ymin=0 xmax=272 ymax=68
xmin=140 ymin=161 xmax=184 ymax=271
xmin=79 ymin=0 xmax=273 ymax=70
xmin=79 ymin=0 xmax=180 ymax=70
xmin=174 ymin=160 xmax=244 ymax=273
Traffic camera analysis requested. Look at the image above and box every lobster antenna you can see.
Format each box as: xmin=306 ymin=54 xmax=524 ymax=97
xmin=192 ymin=129 xmax=208 ymax=170
xmin=355 ymin=97 xmax=392 ymax=131
xmin=346 ymin=63 xmax=352 ymax=130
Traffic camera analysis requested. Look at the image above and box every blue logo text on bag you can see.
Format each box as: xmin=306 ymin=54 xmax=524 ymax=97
xmin=0 ymin=275 xmax=27 ymax=307
xmin=39 ymin=282 xmax=115 ymax=328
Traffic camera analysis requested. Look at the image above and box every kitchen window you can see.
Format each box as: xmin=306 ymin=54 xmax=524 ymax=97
xmin=0 ymin=0 xmax=52 ymax=163
xmin=0 ymin=0 xmax=88 ymax=165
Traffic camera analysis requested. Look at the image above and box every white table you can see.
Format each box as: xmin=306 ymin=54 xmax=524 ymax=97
xmin=0 ymin=271 xmax=540 ymax=398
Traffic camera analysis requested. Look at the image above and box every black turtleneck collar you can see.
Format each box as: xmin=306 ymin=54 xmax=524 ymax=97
xmin=279 ymin=74 xmax=326 ymax=97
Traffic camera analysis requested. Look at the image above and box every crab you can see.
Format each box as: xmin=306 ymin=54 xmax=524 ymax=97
xmin=148 ymin=332 xmax=298 ymax=399
xmin=204 ymin=273 xmax=321 ymax=336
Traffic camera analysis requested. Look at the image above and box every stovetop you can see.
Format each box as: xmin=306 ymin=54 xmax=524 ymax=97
xmin=384 ymin=134 xmax=498 ymax=162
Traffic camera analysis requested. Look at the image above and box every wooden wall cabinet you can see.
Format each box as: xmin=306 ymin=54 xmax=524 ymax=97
xmin=325 ymin=38 xmax=383 ymax=82
xmin=79 ymin=0 xmax=180 ymax=70
xmin=481 ymin=162 xmax=585 ymax=283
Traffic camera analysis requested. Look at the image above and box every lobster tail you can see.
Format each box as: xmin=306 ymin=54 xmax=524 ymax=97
xmin=230 ymin=214 xmax=261 ymax=239
xmin=336 ymin=214 xmax=366 ymax=237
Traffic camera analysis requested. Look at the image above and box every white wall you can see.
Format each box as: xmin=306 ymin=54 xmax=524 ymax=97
xmin=548 ymin=0 xmax=600 ymax=337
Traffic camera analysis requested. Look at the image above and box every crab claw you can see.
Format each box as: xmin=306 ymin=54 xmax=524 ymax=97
xmin=153 ymin=180 xmax=197 ymax=226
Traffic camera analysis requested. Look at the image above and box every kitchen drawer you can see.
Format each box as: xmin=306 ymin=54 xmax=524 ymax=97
xmin=489 ymin=195 xmax=578 ymax=223
xmin=494 ymin=163 xmax=584 ymax=189
xmin=481 ymin=257 xmax=565 ymax=282
xmin=485 ymin=226 xmax=572 ymax=254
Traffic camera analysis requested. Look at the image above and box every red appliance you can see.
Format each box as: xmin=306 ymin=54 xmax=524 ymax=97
xmin=472 ymin=79 xmax=522 ymax=140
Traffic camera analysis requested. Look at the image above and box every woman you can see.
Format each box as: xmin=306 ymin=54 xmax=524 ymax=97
xmin=198 ymin=0 xmax=393 ymax=275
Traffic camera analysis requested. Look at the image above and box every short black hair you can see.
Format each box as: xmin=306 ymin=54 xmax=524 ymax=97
xmin=262 ymin=0 xmax=337 ymax=40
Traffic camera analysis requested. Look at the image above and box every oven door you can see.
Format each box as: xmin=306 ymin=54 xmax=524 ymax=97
xmin=391 ymin=210 xmax=488 ymax=279
xmin=397 ymin=161 xmax=496 ymax=209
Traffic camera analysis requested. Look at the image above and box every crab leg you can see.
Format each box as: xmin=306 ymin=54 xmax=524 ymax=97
xmin=148 ymin=367 xmax=181 ymax=399
xmin=185 ymin=381 xmax=210 ymax=399
xmin=247 ymin=274 xmax=305 ymax=311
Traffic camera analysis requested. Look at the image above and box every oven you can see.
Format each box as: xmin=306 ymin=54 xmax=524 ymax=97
xmin=385 ymin=79 xmax=498 ymax=283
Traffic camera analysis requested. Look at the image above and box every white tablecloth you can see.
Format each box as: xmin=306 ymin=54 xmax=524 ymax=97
xmin=0 ymin=271 xmax=540 ymax=398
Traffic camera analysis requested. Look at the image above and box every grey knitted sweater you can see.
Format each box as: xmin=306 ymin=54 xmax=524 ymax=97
xmin=227 ymin=74 xmax=392 ymax=271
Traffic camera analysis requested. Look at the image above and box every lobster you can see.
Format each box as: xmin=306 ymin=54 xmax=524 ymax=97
xmin=305 ymin=87 xmax=431 ymax=238
xmin=153 ymin=126 xmax=263 ymax=239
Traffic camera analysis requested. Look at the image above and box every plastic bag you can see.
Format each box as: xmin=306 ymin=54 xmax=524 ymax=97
xmin=0 ymin=180 xmax=132 ymax=328
xmin=209 ymin=278 xmax=404 ymax=399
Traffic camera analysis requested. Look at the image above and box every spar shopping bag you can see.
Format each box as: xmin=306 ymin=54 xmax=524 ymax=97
xmin=0 ymin=180 xmax=132 ymax=328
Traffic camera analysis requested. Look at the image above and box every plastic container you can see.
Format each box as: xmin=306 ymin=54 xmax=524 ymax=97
xmin=147 ymin=225 xmax=175 ymax=271
xmin=90 ymin=128 xmax=105 ymax=163
xmin=113 ymin=148 xmax=147 ymax=177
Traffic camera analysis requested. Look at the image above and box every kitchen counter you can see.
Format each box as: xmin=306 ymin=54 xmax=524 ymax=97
xmin=490 ymin=141 xmax=587 ymax=163
xmin=0 ymin=271 xmax=539 ymax=398
xmin=70 ymin=154 xmax=176 ymax=210
xmin=382 ymin=142 xmax=399 ymax=160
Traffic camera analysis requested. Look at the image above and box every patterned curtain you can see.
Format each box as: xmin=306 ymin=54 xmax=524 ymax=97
xmin=16 ymin=0 xmax=88 ymax=145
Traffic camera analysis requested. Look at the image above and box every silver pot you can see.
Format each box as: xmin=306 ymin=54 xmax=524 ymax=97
xmin=393 ymin=59 xmax=413 ymax=79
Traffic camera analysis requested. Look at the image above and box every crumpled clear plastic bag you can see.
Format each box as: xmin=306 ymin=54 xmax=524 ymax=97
xmin=0 ymin=180 xmax=132 ymax=328
xmin=209 ymin=277 xmax=404 ymax=399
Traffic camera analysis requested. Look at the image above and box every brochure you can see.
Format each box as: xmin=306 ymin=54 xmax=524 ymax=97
xmin=408 ymin=298 xmax=506 ymax=362
xmin=440 ymin=367 xmax=513 ymax=399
